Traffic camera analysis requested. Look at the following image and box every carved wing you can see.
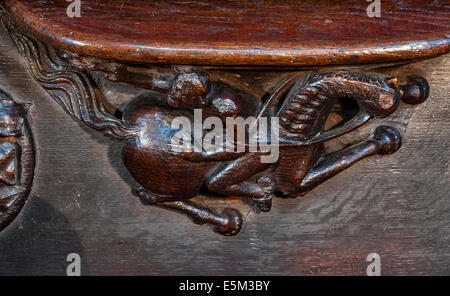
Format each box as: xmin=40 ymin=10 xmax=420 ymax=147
xmin=4 ymin=18 xmax=138 ymax=141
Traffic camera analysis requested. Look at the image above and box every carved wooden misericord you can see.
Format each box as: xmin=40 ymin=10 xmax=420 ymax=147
xmin=2 ymin=16 xmax=433 ymax=235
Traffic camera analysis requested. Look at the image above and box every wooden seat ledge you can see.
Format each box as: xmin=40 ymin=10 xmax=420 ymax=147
xmin=4 ymin=0 xmax=450 ymax=66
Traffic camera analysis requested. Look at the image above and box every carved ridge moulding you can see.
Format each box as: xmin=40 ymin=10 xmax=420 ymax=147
xmin=1 ymin=0 xmax=449 ymax=235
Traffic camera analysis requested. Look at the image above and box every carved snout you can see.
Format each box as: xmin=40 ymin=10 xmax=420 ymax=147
xmin=360 ymin=75 xmax=430 ymax=119
xmin=360 ymin=88 xmax=401 ymax=118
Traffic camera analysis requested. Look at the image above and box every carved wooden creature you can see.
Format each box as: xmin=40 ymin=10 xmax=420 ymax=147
xmin=5 ymin=25 xmax=432 ymax=235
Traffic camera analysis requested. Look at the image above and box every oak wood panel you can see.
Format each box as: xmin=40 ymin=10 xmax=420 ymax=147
xmin=0 ymin=22 xmax=448 ymax=275
xmin=3 ymin=0 xmax=450 ymax=66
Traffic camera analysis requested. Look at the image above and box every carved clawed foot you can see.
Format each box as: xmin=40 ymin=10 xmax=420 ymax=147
xmin=213 ymin=208 xmax=243 ymax=236
xmin=161 ymin=201 xmax=243 ymax=236
xmin=251 ymin=196 xmax=272 ymax=213
xmin=250 ymin=176 xmax=274 ymax=213
xmin=137 ymin=187 xmax=243 ymax=235
xmin=400 ymin=76 xmax=430 ymax=105
xmin=372 ymin=125 xmax=402 ymax=155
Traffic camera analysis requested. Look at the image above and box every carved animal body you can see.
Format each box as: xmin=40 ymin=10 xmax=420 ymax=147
xmin=120 ymin=93 xmax=253 ymax=200
xmin=121 ymin=76 xmax=261 ymax=200
xmin=122 ymin=72 xmax=402 ymax=205
xmin=122 ymin=98 xmax=213 ymax=200
xmin=9 ymin=28 xmax=430 ymax=235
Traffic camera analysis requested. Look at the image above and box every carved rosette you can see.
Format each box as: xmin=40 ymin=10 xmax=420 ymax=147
xmin=0 ymin=89 xmax=35 ymax=232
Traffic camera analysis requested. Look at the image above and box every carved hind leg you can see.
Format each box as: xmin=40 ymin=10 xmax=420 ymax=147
xmin=296 ymin=126 xmax=402 ymax=195
xmin=137 ymin=187 xmax=243 ymax=236
xmin=208 ymin=176 xmax=275 ymax=213
xmin=205 ymin=153 xmax=274 ymax=212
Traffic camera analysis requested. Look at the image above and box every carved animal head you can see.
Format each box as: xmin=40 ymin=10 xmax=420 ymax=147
xmin=359 ymin=76 xmax=401 ymax=118
xmin=167 ymin=69 xmax=211 ymax=109
xmin=0 ymin=89 xmax=30 ymax=137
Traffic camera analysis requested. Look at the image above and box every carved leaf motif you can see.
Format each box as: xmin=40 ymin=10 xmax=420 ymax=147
xmin=4 ymin=17 xmax=139 ymax=142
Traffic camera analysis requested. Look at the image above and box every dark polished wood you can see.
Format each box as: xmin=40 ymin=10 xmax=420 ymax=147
xmin=0 ymin=0 xmax=449 ymax=275
xmin=0 ymin=33 xmax=448 ymax=275
xmin=5 ymin=24 xmax=431 ymax=235
xmin=3 ymin=0 xmax=450 ymax=66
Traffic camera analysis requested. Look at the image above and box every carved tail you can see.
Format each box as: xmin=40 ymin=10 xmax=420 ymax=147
xmin=4 ymin=17 xmax=139 ymax=141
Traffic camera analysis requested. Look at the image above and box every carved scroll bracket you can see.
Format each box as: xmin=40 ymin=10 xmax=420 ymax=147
xmin=3 ymin=16 xmax=431 ymax=236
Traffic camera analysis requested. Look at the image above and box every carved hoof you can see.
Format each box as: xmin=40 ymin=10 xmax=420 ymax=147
xmin=252 ymin=176 xmax=274 ymax=212
xmin=400 ymin=76 xmax=430 ymax=105
xmin=214 ymin=208 xmax=243 ymax=236
xmin=251 ymin=195 xmax=273 ymax=213
xmin=373 ymin=126 xmax=402 ymax=155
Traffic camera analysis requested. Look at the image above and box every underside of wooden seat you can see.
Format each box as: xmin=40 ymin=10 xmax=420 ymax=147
xmin=3 ymin=0 xmax=450 ymax=66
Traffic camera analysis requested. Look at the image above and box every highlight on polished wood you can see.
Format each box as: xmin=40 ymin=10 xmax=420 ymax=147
xmin=0 ymin=0 xmax=449 ymax=276
xmin=3 ymin=0 xmax=450 ymax=66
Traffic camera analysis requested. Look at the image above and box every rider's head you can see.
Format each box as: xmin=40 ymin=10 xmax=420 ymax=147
xmin=167 ymin=69 xmax=211 ymax=109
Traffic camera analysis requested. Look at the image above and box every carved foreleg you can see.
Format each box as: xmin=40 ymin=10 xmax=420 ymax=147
xmin=297 ymin=126 xmax=402 ymax=194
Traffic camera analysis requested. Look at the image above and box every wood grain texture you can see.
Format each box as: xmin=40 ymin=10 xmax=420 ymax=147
xmin=0 ymin=17 xmax=448 ymax=275
xmin=3 ymin=0 xmax=450 ymax=66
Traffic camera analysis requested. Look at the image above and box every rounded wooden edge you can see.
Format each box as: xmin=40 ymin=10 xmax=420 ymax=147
xmin=4 ymin=0 xmax=450 ymax=67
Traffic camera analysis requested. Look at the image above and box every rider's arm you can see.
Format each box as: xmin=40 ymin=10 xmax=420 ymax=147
xmin=169 ymin=147 xmax=246 ymax=162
